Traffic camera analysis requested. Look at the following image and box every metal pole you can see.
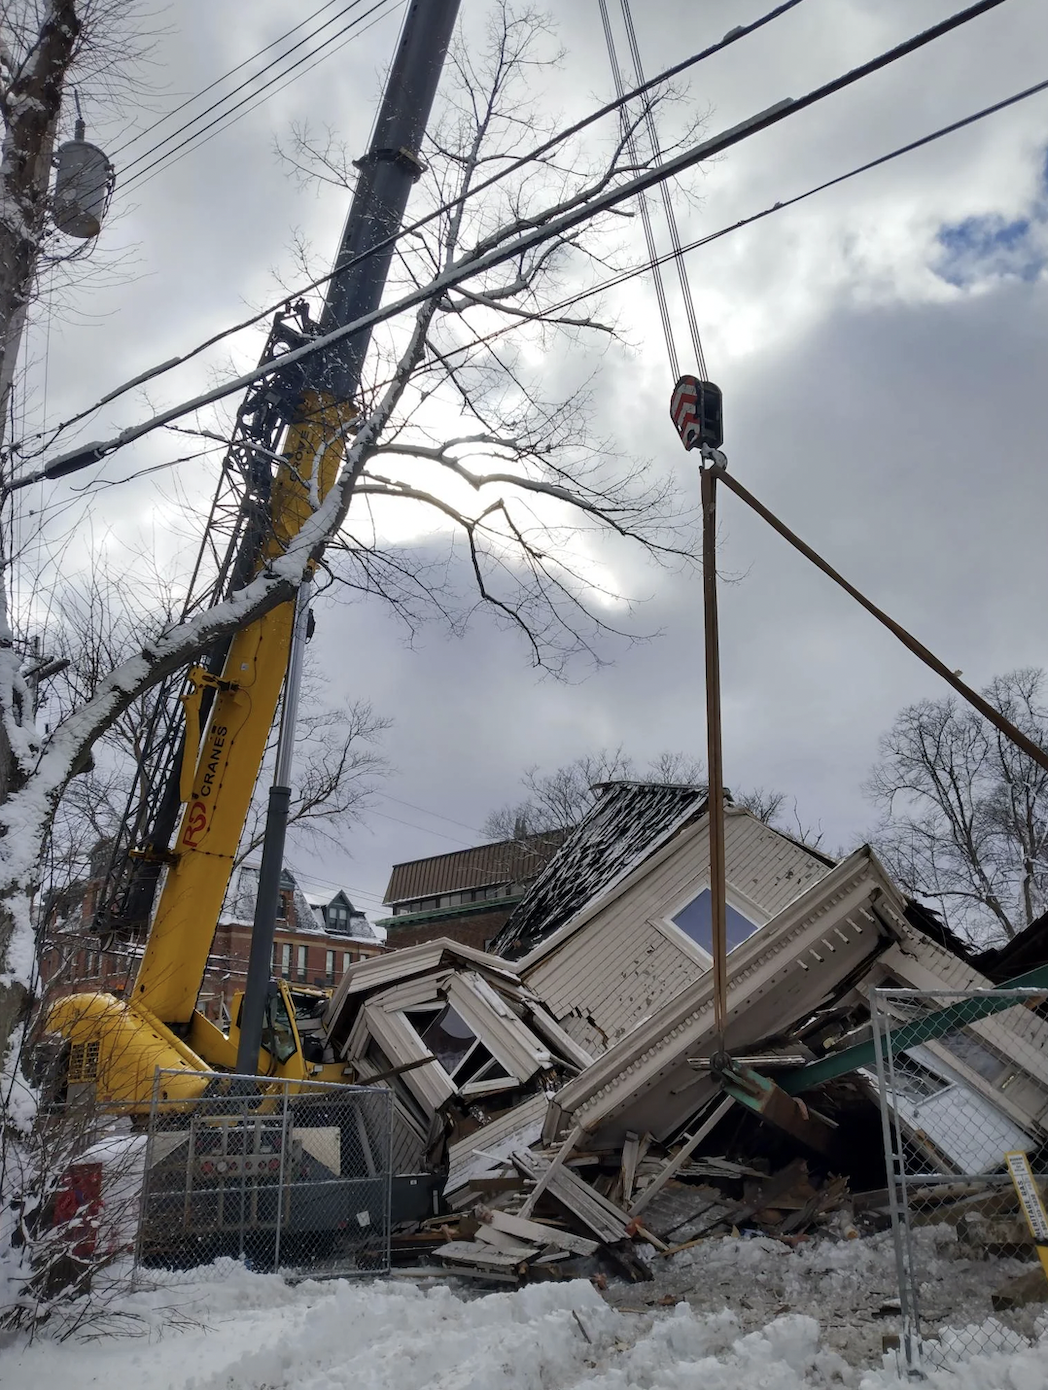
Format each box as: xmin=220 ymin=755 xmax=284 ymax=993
xmin=713 ymin=464 xmax=1048 ymax=775
xmin=235 ymin=582 xmax=311 ymax=1075
xmin=701 ymin=464 xmax=729 ymax=1051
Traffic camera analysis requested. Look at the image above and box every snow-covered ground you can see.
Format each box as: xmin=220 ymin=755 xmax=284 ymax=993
xmin=4 ymin=1232 xmax=1048 ymax=1390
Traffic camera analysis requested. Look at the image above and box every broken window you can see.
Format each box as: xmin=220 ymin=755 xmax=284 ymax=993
xmin=404 ymin=1003 xmax=514 ymax=1091
xmin=671 ymin=888 xmax=759 ymax=958
xmin=938 ymin=1028 xmax=1011 ymax=1085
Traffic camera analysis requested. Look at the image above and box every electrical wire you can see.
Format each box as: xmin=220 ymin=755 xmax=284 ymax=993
xmin=13 ymin=0 xmax=1013 ymax=486
xmin=25 ymin=68 xmax=1047 ymax=528
xmin=119 ymin=0 xmax=399 ymax=196
xmin=6 ymin=0 xmax=809 ymax=463
xmin=124 ymin=2 xmax=404 ymax=199
xmin=109 ymin=0 xmax=351 ymax=159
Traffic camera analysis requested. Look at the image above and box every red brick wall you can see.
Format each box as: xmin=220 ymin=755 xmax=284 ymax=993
xmin=382 ymin=906 xmax=514 ymax=954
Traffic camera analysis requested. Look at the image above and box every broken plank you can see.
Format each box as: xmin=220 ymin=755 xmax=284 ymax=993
xmin=390 ymin=1265 xmax=520 ymax=1285
xmin=514 ymin=1150 xmax=631 ymax=1244
xmin=435 ymin=1241 xmax=526 ymax=1270
xmin=620 ymin=1131 xmax=641 ymax=1206
xmin=629 ymin=1097 xmax=735 ymax=1217
xmin=481 ymin=1207 xmax=599 ymax=1257
xmin=518 ymin=1123 xmax=584 ymax=1219
xmin=474 ymin=1224 xmax=542 ymax=1258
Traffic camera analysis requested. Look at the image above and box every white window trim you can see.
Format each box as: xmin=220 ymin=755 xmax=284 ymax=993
xmin=649 ymin=878 xmax=768 ymax=968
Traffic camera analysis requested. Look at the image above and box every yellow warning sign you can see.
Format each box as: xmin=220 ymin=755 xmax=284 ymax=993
xmin=1005 ymin=1150 xmax=1048 ymax=1284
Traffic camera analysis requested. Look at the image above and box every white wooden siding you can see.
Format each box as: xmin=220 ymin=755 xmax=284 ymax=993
xmin=524 ymin=810 xmax=831 ymax=1049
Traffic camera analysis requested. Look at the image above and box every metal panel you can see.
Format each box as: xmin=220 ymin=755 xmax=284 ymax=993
xmin=137 ymin=1071 xmax=393 ymax=1277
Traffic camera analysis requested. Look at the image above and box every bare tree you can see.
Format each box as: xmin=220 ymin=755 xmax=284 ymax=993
xmin=866 ymin=668 xmax=1048 ymax=944
xmin=483 ymin=746 xmax=706 ymax=839
xmin=0 ymin=3 xmax=700 ymax=1137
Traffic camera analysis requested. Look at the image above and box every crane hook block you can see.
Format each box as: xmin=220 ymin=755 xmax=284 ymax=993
xmin=670 ymin=376 xmax=723 ymax=451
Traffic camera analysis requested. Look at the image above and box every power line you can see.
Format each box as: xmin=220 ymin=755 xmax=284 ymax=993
xmin=8 ymin=0 xmax=807 ymax=461
xmin=119 ymin=0 xmax=399 ymax=196
xmin=16 ymin=0 xmax=1012 ymax=488
xmin=124 ymin=2 xmax=404 ymax=199
xmin=24 ymin=67 xmax=1047 ymax=524
xmin=110 ymin=0 xmax=351 ymax=159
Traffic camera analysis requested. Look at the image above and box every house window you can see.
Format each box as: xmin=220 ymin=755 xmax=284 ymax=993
xmin=279 ymin=943 xmax=291 ymax=978
xmin=328 ymin=902 xmax=349 ymax=930
xmin=325 ymin=950 xmax=335 ymax=982
xmin=342 ymin=952 xmax=352 ymax=974
xmin=671 ymin=888 xmax=759 ymax=958
xmin=404 ymin=1005 xmax=512 ymax=1089
xmin=296 ymin=945 xmax=307 ymax=981
xmin=938 ymin=1028 xmax=1011 ymax=1085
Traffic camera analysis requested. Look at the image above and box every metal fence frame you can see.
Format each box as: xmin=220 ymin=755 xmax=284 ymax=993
xmin=871 ymin=986 xmax=1048 ymax=1376
xmin=136 ymin=1070 xmax=394 ymax=1278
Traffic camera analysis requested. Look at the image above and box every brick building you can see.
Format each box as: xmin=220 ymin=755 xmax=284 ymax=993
xmin=39 ymin=863 xmax=384 ymax=1023
xmin=376 ymin=831 xmax=566 ymax=952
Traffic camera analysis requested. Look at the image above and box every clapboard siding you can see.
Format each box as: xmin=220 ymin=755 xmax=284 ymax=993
xmin=524 ymin=811 xmax=831 ymax=1048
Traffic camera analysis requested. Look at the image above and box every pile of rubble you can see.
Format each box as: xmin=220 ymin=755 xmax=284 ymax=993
xmin=395 ymin=1124 xmax=858 ymax=1285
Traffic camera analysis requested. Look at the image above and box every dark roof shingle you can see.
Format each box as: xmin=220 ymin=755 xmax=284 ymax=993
xmin=489 ymin=782 xmax=707 ymax=959
xmin=383 ymin=830 xmax=567 ymax=905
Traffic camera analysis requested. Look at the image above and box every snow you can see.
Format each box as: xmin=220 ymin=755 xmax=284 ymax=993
xmin=4 ymin=1237 xmax=1048 ymax=1388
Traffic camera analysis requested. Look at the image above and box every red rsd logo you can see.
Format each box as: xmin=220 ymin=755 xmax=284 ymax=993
xmin=670 ymin=374 xmax=701 ymax=450
xmin=183 ymin=800 xmax=208 ymax=849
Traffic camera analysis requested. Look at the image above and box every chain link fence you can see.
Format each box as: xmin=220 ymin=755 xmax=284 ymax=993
xmin=871 ymin=987 xmax=1048 ymax=1376
xmin=136 ymin=1071 xmax=393 ymax=1278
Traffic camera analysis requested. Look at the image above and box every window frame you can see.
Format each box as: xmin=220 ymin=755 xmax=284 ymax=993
xmin=652 ymin=879 xmax=767 ymax=967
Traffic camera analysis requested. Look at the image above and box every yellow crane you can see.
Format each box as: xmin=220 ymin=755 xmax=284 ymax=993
xmin=46 ymin=0 xmax=463 ymax=1112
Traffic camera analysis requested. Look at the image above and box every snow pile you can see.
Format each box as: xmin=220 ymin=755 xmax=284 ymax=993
xmin=5 ymin=1257 xmax=1048 ymax=1390
xmin=5 ymin=1222 xmax=1048 ymax=1390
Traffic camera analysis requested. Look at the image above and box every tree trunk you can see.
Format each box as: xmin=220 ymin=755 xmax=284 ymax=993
xmin=0 ymin=0 xmax=80 ymax=447
xmin=0 ymin=0 xmax=81 ymax=1088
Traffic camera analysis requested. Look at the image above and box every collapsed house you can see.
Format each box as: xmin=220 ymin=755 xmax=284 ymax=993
xmin=324 ymin=783 xmax=1048 ymax=1281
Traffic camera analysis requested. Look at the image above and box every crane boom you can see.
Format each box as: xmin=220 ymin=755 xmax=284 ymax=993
xmin=131 ymin=391 xmax=350 ymax=1025
xmin=46 ymin=1 xmax=462 ymax=1107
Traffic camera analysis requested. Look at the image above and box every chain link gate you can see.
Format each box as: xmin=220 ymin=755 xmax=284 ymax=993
xmin=871 ymin=987 xmax=1048 ymax=1376
xmin=136 ymin=1071 xmax=393 ymax=1277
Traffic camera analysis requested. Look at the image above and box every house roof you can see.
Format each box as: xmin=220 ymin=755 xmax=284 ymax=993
xmin=383 ymin=830 xmax=568 ymax=905
xmin=489 ymin=782 xmax=708 ymax=960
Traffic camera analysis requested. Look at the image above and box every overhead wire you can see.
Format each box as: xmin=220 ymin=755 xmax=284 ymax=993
xmin=109 ymin=0 xmax=351 ymax=159
xmin=11 ymin=0 xmax=1014 ymax=485
xmin=119 ymin=0 xmax=401 ymax=196
xmin=5 ymin=0 xmax=809 ymax=463
xmin=21 ymin=66 xmax=1047 ymax=526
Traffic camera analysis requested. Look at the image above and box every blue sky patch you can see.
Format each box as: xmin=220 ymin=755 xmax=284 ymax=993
xmin=934 ymin=146 xmax=1048 ymax=287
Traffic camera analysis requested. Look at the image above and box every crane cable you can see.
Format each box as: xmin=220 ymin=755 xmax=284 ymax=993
xmin=598 ymin=2 xmax=729 ymax=1048
xmin=597 ymin=0 xmax=710 ymax=382
xmin=597 ymin=0 xmax=681 ymax=381
xmin=618 ymin=0 xmax=709 ymax=382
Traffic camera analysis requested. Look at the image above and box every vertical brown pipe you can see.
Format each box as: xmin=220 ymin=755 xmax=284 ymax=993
xmin=701 ymin=464 xmax=729 ymax=1047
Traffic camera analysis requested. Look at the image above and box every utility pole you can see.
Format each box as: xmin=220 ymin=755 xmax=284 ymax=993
xmin=235 ymin=0 xmax=462 ymax=1074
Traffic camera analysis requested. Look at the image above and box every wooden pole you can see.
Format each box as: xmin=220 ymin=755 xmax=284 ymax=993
xmin=713 ymin=465 xmax=1048 ymax=776
xmin=701 ymin=465 xmax=729 ymax=1050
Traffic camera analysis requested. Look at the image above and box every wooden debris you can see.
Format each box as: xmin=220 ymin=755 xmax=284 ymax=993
xmin=991 ymin=1268 xmax=1048 ymax=1312
xmin=629 ymin=1097 xmax=735 ymax=1217
xmin=513 ymin=1148 xmax=632 ymax=1244
xmin=479 ymin=1206 xmax=599 ymax=1257
xmin=518 ymin=1123 xmax=583 ymax=1219
xmin=435 ymin=1240 xmax=526 ymax=1271
xmin=473 ymin=1224 xmax=540 ymax=1259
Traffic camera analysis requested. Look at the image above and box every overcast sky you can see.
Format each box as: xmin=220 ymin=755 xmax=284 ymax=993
xmin=14 ymin=0 xmax=1048 ymax=922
